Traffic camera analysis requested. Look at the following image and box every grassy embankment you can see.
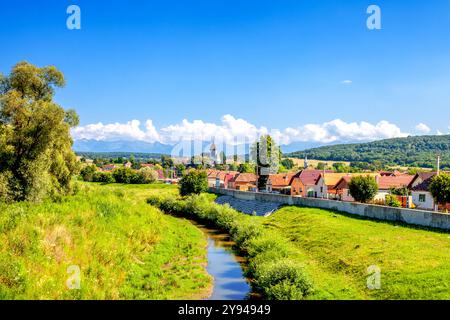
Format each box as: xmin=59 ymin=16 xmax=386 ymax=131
xmin=0 ymin=183 xmax=211 ymax=300
xmin=150 ymin=193 xmax=450 ymax=300
xmin=265 ymin=206 xmax=450 ymax=300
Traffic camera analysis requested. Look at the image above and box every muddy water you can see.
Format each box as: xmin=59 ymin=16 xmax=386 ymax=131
xmin=190 ymin=222 xmax=252 ymax=300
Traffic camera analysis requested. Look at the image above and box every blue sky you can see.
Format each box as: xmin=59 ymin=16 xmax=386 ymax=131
xmin=1 ymin=0 xmax=450 ymax=144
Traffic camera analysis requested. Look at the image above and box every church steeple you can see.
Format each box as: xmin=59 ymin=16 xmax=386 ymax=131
xmin=304 ymin=155 xmax=309 ymax=169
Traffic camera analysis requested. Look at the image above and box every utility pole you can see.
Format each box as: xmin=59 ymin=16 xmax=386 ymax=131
xmin=437 ymin=154 xmax=441 ymax=175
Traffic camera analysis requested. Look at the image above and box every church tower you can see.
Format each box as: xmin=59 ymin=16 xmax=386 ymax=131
xmin=304 ymin=155 xmax=309 ymax=169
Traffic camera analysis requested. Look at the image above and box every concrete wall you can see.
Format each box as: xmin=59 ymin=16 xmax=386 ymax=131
xmin=210 ymin=187 xmax=450 ymax=231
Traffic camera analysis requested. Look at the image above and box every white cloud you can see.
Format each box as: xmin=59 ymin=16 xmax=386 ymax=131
xmin=72 ymin=115 xmax=408 ymax=146
xmin=71 ymin=119 xmax=160 ymax=142
xmin=340 ymin=80 xmax=352 ymax=85
xmin=415 ymin=123 xmax=431 ymax=134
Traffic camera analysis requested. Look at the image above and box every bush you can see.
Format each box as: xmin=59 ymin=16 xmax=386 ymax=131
xmin=429 ymin=173 xmax=450 ymax=208
xmin=386 ymin=194 xmax=402 ymax=207
xmin=138 ymin=167 xmax=158 ymax=184
xmin=112 ymin=167 xmax=135 ymax=184
xmin=348 ymin=175 xmax=379 ymax=203
xmin=254 ymin=259 xmax=313 ymax=300
xmin=80 ymin=165 xmax=97 ymax=182
xmin=179 ymin=170 xmax=208 ymax=196
xmin=92 ymin=172 xmax=115 ymax=184
xmin=147 ymin=193 xmax=315 ymax=300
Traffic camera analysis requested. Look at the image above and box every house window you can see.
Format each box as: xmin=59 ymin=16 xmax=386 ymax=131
xmin=347 ymin=190 xmax=351 ymax=197
xmin=419 ymin=194 xmax=426 ymax=202
xmin=320 ymin=187 xmax=323 ymax=193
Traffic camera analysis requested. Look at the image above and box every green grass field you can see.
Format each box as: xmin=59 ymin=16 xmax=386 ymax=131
xmin=0 ymin=182 xmax=211 ymax=300
xmin=264 ymin=206 xmax=450 ymax=300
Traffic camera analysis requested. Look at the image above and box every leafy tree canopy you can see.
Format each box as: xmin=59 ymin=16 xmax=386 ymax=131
xmin=0 ymin=61 xmax=79 ymax=201
xmin=348 ymin=175 xmax=379 ymax=203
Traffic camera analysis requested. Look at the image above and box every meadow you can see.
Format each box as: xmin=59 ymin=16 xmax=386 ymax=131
xmin=0 ymin=182 xmax=211 ymax=300
xmin=264 ymin=206 xmax=450 ymax=299
xmin=150 ymin=191 xmax=450 ymax=300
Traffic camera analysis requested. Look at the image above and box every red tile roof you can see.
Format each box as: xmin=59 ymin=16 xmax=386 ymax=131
xmin=377 ymin=175 xmax=415 ymax=190
xmin=234 ymin=173 xmax=257 ymax=183
xmin=269 ymin=173 xmax=296 ymax=188
xmin=292 ymin=170 xmax=329 ymax=185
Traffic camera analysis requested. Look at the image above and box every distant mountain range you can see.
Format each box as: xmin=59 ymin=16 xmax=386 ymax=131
xmin=73 ymin=139 xmax=174 ymax=154
xmin=73 ymin=139 xmax=326 ymax=155
xmin=287 ymin=135 xmax=450 ymax=169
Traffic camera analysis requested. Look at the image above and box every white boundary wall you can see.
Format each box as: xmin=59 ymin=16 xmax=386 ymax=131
xmin=210 ymin=188 xmax=450 ymax=231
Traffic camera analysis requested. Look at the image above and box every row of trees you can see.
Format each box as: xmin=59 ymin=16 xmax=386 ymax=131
xmin=80 ymin=166 xmax=159 ymax=184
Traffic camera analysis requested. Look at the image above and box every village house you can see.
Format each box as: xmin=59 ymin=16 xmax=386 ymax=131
xmin=408 ymin=172 xmax=437 ymax=210
xmin=228 ymin=173 xmax=257 ymax=191
xmin=376 ymin=174 xmax=415 ymax=198
xmin=266 ymin=173 xmax=296 ymax=194
xmin=332 ymin=173 xmax=379 ymax=202
xmin=290 ymin=170 xmax=329 ymax=197
xmin=314 ymin=172 xmax=348 ymax=199
xmin=101 ymin=164 xmax=117 ymax=172
xmin=215 ymin=171 xmax=239 ymax=189
xmin=124 ymin=161 xmax=132 ymax=168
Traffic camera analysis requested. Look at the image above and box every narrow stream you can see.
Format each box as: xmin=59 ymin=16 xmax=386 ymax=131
xmin=189 ymin=221 xmax=252 ymax=300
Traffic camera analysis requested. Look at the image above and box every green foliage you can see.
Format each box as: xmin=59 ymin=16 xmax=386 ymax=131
xmin=179 ymin=170 xmax=208 ymax=196
xmin=389 ymin=186 xmax=410 ymax=196
xmin=348 ymin=175 xmax=379 ymax=203
xmin=148 ymin=193 xmax=314 ymax=300
xmin=0 ymin=183 xmax=211 ymax=299
xmin=281 ymin=158 xmax=294 ymax=170
xmin=138 ymin=167 xmax=158 ymax=184
xmin=289 ymin=135 xmax=450 ymax=169
xmin=385 ymin=194 xmax=402 ymax=207
xmin=429 ymin=173 xmax=450 ymax=206
xmin=254 ymin=259 xmax=313 ymax=300
xmin=92 ymin=172 xmax=115 ymax=184
xmin=266 ymin=205 xmax=450 ymax=299
xmin=80 ymin=165 xmax=97 ymax=182
xmin=0 ymin=61 xmax=79 ymax=202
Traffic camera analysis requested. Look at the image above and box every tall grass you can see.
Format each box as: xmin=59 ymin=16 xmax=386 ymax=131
xmin=0 ymin=183 xmax=211 ymax=299
xmin=147 ymin=194 xmax=314 ymax=300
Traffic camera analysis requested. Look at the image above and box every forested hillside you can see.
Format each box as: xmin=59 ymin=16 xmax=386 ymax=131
xmin=288 ymin=135 xmax=450 ymax=169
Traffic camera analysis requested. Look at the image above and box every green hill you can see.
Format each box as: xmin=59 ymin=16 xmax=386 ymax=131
xmin=288 ymin=135 xmax=450 ymax=169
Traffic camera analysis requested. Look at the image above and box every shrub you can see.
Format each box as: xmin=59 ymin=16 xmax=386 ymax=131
xmin=254 ymin=259 xmax=313 ymax=300
xmin=138 ymin=167 xmax=158 ymax=184
xmin=92 ymin=172 xmax=115 ymax=184
xmin=386 ymin=194 xmax=402 ymax=207
xmin=179 ymin=170 xmax=208 ymax=196
xmin=348 ymin=175 xmax=379 ymax=203
xmin=112 ymin=167 xmax=135 ymax=184
xmin=147 ymin=193 xmax=315 ymax=300
xmin=429 ymin=173 xmax=450 ymax=208
xmin=80 ymin=165 xmax=97 ymax=182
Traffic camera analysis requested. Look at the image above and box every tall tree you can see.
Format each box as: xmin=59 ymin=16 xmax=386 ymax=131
xmin=0 ymin=61 xmax=79 ymax=201
xmin=251 ymin=135 xmax=281 ymax=190
xmin=429 ymin=173 xmax=450 ymax=210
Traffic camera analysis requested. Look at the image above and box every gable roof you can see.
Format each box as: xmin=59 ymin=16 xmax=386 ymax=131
xmin=332 ymin=173 xmax=379 ymax=190
xmin=317 ymin=173 xmax=348 ymax=187
xmin=378 ymin=175 xmax=415 ymax=189
xmin=234 ymin=173 xmax=257 ymax=183
xmin=411 ymin=172 xmax=437 ymax=191
xmin=268 ymin=173 xmax=296 ymax=188
xmin=291 ymin=170 xmax=330 ymax=186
